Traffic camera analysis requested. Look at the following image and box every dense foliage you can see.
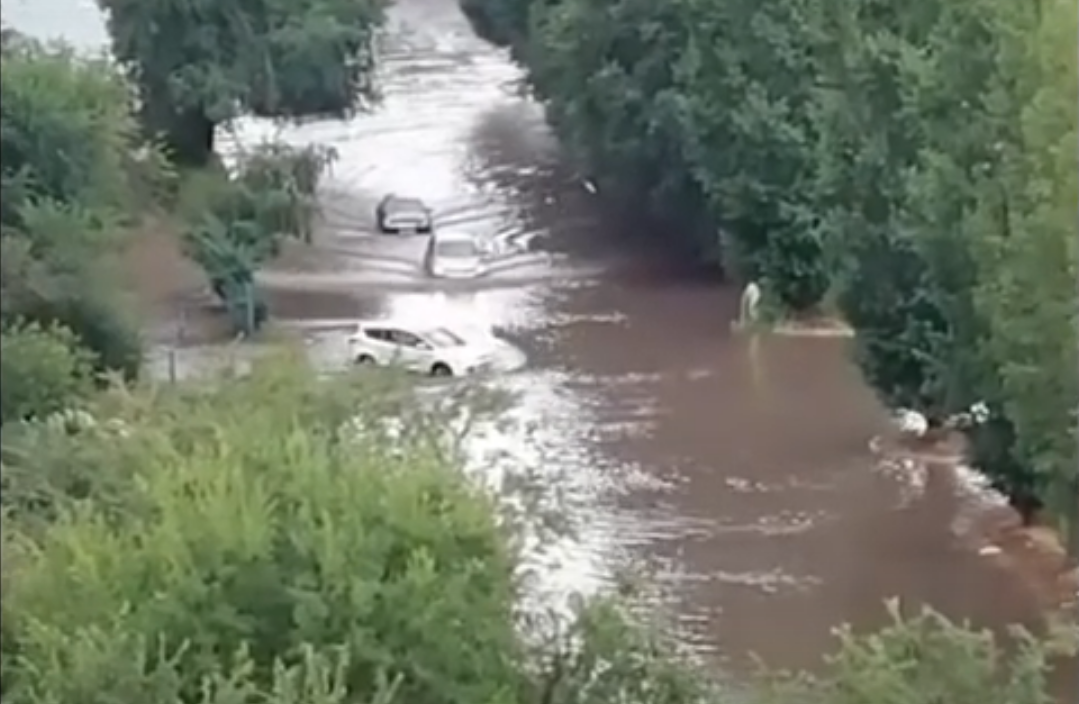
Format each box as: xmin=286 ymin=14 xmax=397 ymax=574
xmin=0 ymin=322 xmax=95 ymax=423
xmin=96 ymin=0 xmax=387 ymax=164
xmin=1 ymin=357 xmax=1071 ymax=704
xmin=0 ymin=32 xmax=148 ymax=422
xmin=460 ymin=0 xmax=1078 ymax=533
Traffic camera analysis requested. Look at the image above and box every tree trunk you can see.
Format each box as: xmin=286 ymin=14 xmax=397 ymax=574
xmin=137 ymin=79 xmax=216 ymax=167
xmin=1009 ymin=491 xmax=1044 ymax=526
xmin=162 ymin=109 xmax=216 ymax=168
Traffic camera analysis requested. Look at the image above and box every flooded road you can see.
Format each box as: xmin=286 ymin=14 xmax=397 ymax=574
xmin=7 ymin=0 xmax=1066 ymax=687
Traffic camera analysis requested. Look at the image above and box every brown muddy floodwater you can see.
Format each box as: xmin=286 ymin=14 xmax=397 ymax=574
xmin=8 ymin=0 xmax=1073 ymax=692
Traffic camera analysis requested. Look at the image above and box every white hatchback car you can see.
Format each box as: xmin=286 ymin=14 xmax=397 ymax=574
xmin=423 ymin=231 xmax=488 ymax=279
xmin=348 ymin=321 xmax=495 ymax=377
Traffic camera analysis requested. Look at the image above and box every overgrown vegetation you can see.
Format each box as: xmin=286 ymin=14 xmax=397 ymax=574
xmin=1 ymin=356 xmax=1072 ymax=704
xmin=0 ymin=31 xmax=148 ymax=423
xmin=459 ymin=0 xmax=1078 ymax=536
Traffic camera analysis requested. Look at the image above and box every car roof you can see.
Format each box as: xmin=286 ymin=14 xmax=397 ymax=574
xmin=384 ymin=194 xmax=425 ymax=207
xmin=358 ymin=319 xmax=462 ymax=335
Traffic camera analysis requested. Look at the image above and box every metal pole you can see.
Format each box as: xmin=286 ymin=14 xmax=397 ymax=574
xmin=244 ymin=280 xmax=255 ymax=335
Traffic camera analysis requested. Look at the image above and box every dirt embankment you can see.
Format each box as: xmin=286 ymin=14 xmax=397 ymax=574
xmin=122 ymin=215 xmax=337 ymax=346
xmin=121 ymin=216 xmax=228 ymax=344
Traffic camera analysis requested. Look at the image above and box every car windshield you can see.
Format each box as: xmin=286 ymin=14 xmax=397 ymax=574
xmin=424 ymin=328 xmax=466 ymax=347
xmin=434 ymin=239 xmax=479 ymax=258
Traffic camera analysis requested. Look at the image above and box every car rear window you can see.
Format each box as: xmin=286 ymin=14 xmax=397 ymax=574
xmin=434 ymin=239 xmax=479 ymax=258
xmin=389 ymin=198 xmax=424 ymax=212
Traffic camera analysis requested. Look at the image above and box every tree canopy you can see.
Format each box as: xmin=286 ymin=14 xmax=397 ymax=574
xmin=460 ymin=0 xmax=1078 ymax=537
xmin=96 ymin=0 xmax=387 ymax=164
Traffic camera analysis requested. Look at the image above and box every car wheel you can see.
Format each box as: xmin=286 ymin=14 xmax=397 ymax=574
xmin=430 ymin=362 xmax=453 ymax=377
xmin=356 ymin=354 xmax=376 ymax=366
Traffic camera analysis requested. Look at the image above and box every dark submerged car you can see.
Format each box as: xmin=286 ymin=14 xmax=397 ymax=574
xmin=375 ymin=194 xmax=433 ymax=234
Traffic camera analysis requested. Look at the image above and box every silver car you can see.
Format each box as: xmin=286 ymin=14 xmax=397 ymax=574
xmin=423 ymin=231 xmax=488 ymax=279
xmin=376 ymin=194 xmax=433 ymax=234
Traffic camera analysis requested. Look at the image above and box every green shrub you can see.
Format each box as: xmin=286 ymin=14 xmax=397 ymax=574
xmin=0 ymin=322 xmax=95 ymax=424
xmin=0 ymin=37 xmax=146 ymax=381
xmin=0 ymin=35 xmax=138 ymax=225
xmin=1 ymin=357 xmax=523 ymax=704
xmin=768 ymin=601 xmax=1075 ymax=704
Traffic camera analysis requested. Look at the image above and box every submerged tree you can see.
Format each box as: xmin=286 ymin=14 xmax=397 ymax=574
xmin=97 ymin=0 xmax=387 ymax=165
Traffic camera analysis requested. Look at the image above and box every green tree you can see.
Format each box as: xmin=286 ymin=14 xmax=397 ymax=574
xmin=807 ymin=0 xmax=985 ymax=418
xmin=466 ymin=0 xmax=830 ymax=305
xmin=0 ymin=34 xmax=138 ymax=226
xmin=0 ymin=36 xmax=145 ymax=379
xmin=671 ymin=0 xmax=828 ymax=308
xmin=967 ymin=0 xmax=1078 ymax=538
xmin=460 ymin=0 xmax=537 ymax=49
xmin=97 ymin=0 xmax=387 ymax=165
xmin=812 ymin=0 xmax=1077 ymax=529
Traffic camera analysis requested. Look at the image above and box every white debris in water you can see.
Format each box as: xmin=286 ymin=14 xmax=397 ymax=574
xmin=893 ymin=408 xmax=929 ymax=436
xmin=581 ymin=179 xmax=598 ymax=194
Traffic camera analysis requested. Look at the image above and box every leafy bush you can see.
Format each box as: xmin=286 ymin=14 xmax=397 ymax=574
xmin=0 ymin=34 xmax=139 ymax=225
xmin=1 ymin=357 xmax=524 ymax=704
xmin=0 ymin=36 xmax=146 ymax=381
xmin=765 ymin=601 xmax=1075 ymax=704
xmin=0 ymin=322 xmax=95 ymax=424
